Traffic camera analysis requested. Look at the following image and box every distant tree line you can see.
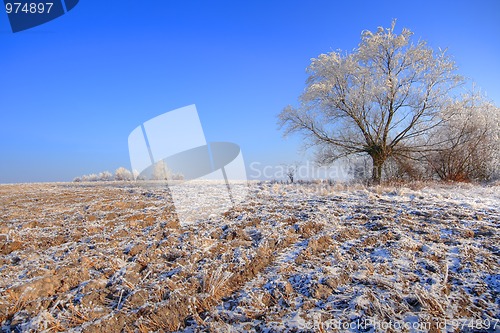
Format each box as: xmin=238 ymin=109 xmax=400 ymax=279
xmin=73 ymin=162 xmax=185 ymax=182
xmin=73 ymin=167 xmax=133 ymax=182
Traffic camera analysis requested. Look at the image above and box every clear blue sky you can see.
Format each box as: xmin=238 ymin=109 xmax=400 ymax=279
xmin=1 ymin=0 xmax=499 ymax=183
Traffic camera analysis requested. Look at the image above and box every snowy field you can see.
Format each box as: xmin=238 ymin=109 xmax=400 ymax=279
xmin=0 ymin=181 xmax=499 ymax=332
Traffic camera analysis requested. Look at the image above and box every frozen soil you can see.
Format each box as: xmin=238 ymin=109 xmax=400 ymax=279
xmin=0 ymin=181 xmax=499 ymax=332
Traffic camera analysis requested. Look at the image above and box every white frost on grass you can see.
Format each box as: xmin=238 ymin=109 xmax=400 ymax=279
xmin=0 ymin=181 xmax=498 ymax=332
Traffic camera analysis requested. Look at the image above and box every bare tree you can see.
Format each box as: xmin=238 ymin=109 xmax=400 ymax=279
xmin=283 ymin=163 xmax=297 ymax=183
xmin=279 ymin=21 xmax=462 ymax=184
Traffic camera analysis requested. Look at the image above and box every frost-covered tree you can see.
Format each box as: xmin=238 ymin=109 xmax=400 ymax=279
xmin=152 ymin=160 xmax=171 ymax=180
xmin=279 ymin=21 xmax=462 ymax=183
xmin=114 ymin=167 xmax=133 ymax=181
xmin=426 ymin=91 xmax=500 ymax=181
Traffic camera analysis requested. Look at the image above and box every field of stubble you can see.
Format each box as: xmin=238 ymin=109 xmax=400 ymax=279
xmin=0 ymin=181 xmax=499 ymax=332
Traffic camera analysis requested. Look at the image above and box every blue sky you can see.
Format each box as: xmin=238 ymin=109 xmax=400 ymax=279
xmin=1 ymin=0 xmax=499 ymax=183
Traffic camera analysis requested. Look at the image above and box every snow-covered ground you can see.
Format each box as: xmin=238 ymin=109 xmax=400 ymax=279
xmin=0 ymin=181 xmax=499 ymax=332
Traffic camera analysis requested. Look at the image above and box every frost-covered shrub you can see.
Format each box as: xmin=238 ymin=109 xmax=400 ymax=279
xmin=99 ymin=171 xmax=113 ymax=181
xmin=114 ymin=167 xmax=133 ymax=181
xmin=81 ymin=173 xmax=99 ymax=182
xmin=383 ymin=156 xmax=426 ymax=181
xmin=427 ymin=92 xmax=500 ymax=182
xmin=76 ymin=171 xmax=110 ymax=182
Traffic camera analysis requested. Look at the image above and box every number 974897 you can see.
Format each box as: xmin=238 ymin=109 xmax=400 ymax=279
xmin=6 ymin=2 xmax=53 ymax=14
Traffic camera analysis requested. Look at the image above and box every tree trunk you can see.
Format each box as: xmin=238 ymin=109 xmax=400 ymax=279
xmin=370 ymin=155 xmax=384 ymax=184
